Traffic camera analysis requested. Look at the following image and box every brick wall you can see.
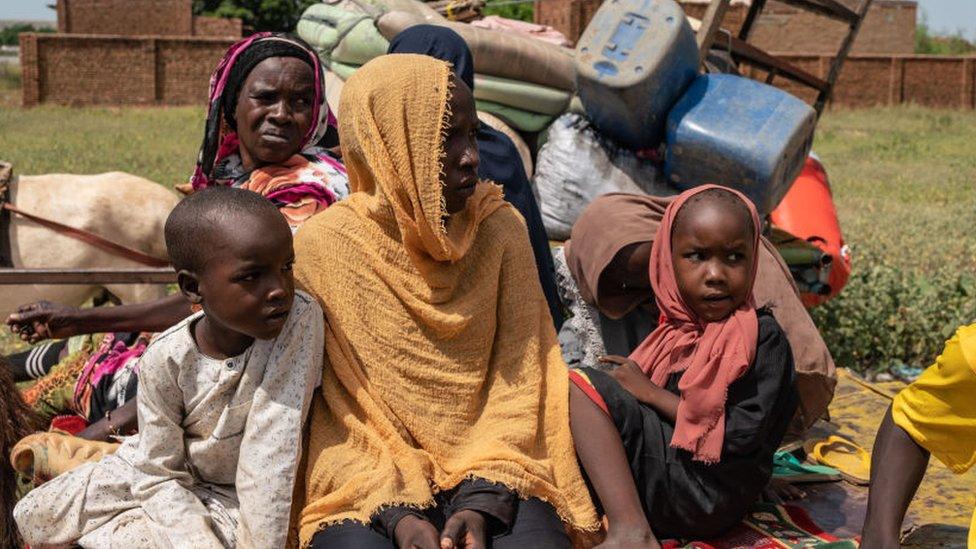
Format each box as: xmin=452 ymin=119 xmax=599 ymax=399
xmin=538 ymin=0 xmax=916 ymax=54
xmin=743 ymin=54 xmax=976 ymax=109
xmin=57 ymin=0 xmax=193 ymax=36
xmin=533 ymin=0 xmax=603 ymax=46
xmin=192 ymin=16 xmax=242 ymax=38
xmin=20 ymin=33 xmax=235 ymax=106
xmin=747 ymin=0 xmax=916 ymax=55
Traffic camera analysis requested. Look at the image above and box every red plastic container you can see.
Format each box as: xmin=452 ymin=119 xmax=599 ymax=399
xmin=770 ymin=156 xmax=851 ymax=307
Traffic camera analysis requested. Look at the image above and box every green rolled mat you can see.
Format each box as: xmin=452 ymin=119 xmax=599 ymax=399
xmin=473 ymin=74 xmax=570 ymax=116
xmin=297 ymin=3 xmax=371 ymax=59
xmin=475 ymin=100 xmax=555 ymax=134
xmin=329 ymin=63 xmax=558 ymax=134
xmin=333 ymin=19 xmax=390 ymax=66
xmin=330 ymin=61 xmax=359 ymax=81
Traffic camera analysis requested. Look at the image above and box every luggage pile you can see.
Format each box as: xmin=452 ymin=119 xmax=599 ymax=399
xmin=297 ymin=0 xmax=845 ymax=304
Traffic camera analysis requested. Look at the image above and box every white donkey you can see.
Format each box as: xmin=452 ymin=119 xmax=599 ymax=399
xmin=2 ymin=168 xmax=179 ymax=317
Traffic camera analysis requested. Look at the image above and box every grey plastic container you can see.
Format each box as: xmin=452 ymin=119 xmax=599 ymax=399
xmin=575 ymin=0 xmax=699 ymax=150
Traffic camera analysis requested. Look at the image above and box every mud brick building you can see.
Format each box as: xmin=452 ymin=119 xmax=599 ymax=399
xmin=535 ymin=0 xmax=916 ymax=53
xmin=21 ymin=0 xmax=240 ymax=106
xmin=679 ymin=0 xmax=916 ymax=54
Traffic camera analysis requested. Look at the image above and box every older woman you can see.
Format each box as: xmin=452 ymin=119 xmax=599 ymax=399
xmin=5 ymin=33 xmax=348 ymax=440
xmin=294 ymin=54 xmax=599 ymax=549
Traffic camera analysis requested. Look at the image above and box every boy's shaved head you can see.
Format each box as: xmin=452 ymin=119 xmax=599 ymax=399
xmin=164 ymin=186 xmax=286 ymax=273
xmin=673 ymin=186 xmax=756 ymax=238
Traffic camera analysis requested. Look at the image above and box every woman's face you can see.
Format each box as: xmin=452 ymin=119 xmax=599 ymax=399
xmin=441 ymin=79 xmax=480 ymax=215
xmin=235 ymin=57 xmax=315 ymax=170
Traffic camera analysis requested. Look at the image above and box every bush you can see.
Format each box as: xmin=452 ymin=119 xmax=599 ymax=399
xmin=812 ymin=256 xmax=976 ymax=376
xmin=192 ymin=0 xmax=318 ymax=32
xmin=0 ymin=24 xmax=53 ymax=47
xmin=915 ymin=12 xmax=976 ymax=55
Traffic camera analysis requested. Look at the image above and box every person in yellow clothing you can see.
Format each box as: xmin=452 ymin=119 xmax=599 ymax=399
xmin=861 ymin=323 xmax=976 ymax=548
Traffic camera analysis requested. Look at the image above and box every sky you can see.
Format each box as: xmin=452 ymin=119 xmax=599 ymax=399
xmin=1 ymin=0 xmax=975 ymax=39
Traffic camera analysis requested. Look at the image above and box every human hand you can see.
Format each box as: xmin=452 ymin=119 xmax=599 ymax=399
xmin=599 ymin=355 xmax=653 ymax=397
xmin=394 ymin=515 xmax=441 ymax=549
xmin=440 ymin=510 xmax=487 ymax=549
xmin=6 ymin=301 xmax=81 ymax=343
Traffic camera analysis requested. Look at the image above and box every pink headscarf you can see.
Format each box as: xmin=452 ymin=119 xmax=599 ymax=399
xmin=189 ymin=32 xmax=339 ymax=190
xmin=628 ymin=185 xmax=762 ymax=463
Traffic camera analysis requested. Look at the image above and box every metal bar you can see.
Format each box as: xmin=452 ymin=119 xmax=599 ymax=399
xmin=696 ymin=0 xmax=732 ymax=64
xmin=729 ymin=36 xmax=830 ymax=91
xmin=737 ymin=0 xmax=767 ymax=41
xmin=815 ymin=0 xmax=875 ymax=114
xmin=775 ymin=0 xmax=859 ymax=24
xmin=0 ymin=268 xmax=176 ymax=285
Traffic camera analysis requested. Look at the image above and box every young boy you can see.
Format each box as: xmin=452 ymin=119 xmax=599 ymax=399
xmin=861 ymin=323 xmax=976 ymax=548
xmin=14 ymin=186 xmax=323 ymax=548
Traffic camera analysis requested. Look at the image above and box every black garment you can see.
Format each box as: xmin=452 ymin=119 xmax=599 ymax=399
xmin=310 ymin=498 xmax=569 ymax=549
xmin=6 ymin=339 xmax=67 ymax=382
xmin=374 ymin=478 xmax=516 ymax=538
xmin=598 ymin=305 xmax=658 ymax=358
xmin=387 ymin=26 xmax=564 ymax=330
xmin=85 ymin=332 xmax=141 ymax=423
xmin=582 ymin=310 xmax=798 ymax=539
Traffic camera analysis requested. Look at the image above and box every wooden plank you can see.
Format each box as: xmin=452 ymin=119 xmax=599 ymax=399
xmin=737 ymin=0 xmax=767 ymax=41
xmin=815 ymin=0 xmax=874 ymax=114
xmin=0 ymin=269 xmax=176 ymax=285
xmin=696 ymin=0 xmax=731 ymax=64
xmin=730 ymin=36 xmax=830 ymax=91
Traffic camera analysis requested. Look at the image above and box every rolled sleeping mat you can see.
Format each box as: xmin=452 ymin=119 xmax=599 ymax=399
xmin=477 ymin=111 xmax=533 ymax=180
xmin=297 ymin=3 xmax=373 ymax=60
xmin=332 ymin=18 xmax=390 ymax=66
xmin=476 ymin=100 xmax=555 ymax=134
xmin=474 ymin=74 xmax=571 ymax=116
xmin=330 ymin=60 xmax=359 ymax=81
xmin=330 ymin=61 xmax=568 ymax=124
xmin=378 ymin=10 xmax=576 ymax=91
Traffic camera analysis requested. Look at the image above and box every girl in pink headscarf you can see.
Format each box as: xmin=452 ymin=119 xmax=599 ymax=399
xmin=568 ymin=186 xmax=798 ymax=548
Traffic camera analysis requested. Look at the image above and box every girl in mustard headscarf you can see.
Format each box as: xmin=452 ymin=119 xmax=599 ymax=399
xmin=294 ymin=54 xmax=599 ymax=548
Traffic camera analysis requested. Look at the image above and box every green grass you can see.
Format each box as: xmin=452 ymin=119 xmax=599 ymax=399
xmin=1 ymin=99 xmax=974 ymax=373
xmin=810 ymin=107 xmax=976 ymax=374
xmin=0 ymin=90 xmax=204 ymax=188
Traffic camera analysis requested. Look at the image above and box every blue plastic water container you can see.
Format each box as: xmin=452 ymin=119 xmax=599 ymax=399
xmin=575 ymin=0 xmax=699 ymax=150
xmin=664 ymin=74 xmax=817 ymax=215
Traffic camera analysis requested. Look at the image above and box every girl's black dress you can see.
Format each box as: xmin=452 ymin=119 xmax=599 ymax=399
xmin=581 ymin=309 xmax=798 ymax=539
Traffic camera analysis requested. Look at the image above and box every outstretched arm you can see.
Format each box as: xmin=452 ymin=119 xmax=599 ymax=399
xmin=6 ymin=294 xmax=193 ymax=343
xmin=861 ymin=406 xmax=930 ymax=549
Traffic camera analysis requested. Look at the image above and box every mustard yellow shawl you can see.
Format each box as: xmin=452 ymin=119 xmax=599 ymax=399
xmin=294 ymin=54 xmax=598 ymax=543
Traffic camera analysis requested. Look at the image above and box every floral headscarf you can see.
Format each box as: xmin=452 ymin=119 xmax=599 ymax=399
xmin=189 ymin=33 xmax=348 ymax=228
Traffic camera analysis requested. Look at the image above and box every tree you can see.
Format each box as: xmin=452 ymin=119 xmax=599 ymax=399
xmin=192 ymin=0 xmax=319 ymax=33
xmin=915 ymin=11 xmax=976 ymax=55
xmin=0 ymin=24 xmax=54 ymax=47
xmin=483 ymin=0 xmax=534 ymax=22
